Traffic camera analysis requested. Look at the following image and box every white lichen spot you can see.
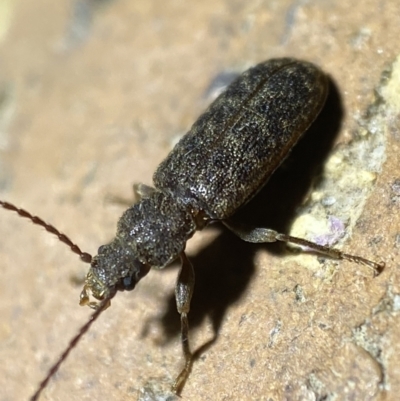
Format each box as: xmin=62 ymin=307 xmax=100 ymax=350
xmin=289 ymin=54 xmax=400 ymax=269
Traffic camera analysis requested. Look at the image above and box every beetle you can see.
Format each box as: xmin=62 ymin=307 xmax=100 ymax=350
xmin=0 ymin=58 xmax=384 ymax=400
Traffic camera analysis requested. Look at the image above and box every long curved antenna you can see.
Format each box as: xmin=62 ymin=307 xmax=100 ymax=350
xmin=30 ymin=294 xmax=115 ymax=401
xmin=0 ymin=200 xmax=92 ymax=263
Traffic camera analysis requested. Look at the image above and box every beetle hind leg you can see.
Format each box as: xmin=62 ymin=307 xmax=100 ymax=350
xmin=223 ymin=220 xmax=384 ymax=276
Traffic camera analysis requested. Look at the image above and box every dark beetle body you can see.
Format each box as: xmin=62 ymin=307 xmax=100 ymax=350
xmin=86 ymin=58 xmax=328 ymax=301
xmin=1 ymin=58 xmax=385 ymax=400
xmin=155 ymin=58 xmax=327 ymax=218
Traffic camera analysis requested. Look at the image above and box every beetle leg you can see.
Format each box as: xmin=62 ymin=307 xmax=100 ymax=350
xmin=133 ymin=183 xmax=156 ymax=200
xmin=223 ymin=220 xmax=384 ymax=276
xmin=104 ymin=184 xmax=156 ymax=206
xmin=172 ymin=252 xmax=195 ymax=394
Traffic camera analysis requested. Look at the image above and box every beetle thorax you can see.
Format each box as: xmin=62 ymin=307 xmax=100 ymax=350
xmin=117 ymin=190 xmax=197 ymax=269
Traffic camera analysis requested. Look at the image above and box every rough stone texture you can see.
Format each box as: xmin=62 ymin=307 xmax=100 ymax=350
xmin=0 ymin=1 xmax=399 ymax=400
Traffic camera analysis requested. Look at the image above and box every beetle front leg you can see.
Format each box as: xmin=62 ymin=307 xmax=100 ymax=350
xmin=172 ymin=252 xmax=195 ymax=395
xmin=223 ymin=220 xmax=384 ymax=276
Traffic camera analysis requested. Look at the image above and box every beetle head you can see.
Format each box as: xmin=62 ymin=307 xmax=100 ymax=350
xmin=79 ymin=240 xmax=151 ymax=309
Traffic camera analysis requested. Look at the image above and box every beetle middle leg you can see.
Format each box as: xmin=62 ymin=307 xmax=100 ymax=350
xmin=105 ymin=183 xmax=156 ymax=206
xmin=223 ymin=220 xmax=384 ymax=276
xmin=172 ymin=252 xmax=195 ymax=394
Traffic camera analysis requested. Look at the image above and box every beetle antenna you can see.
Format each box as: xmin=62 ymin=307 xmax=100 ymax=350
xmin=0 ymin=200 xmax=92 ymax=264
xmin=29 ymin=294 xmax=114 ymax=401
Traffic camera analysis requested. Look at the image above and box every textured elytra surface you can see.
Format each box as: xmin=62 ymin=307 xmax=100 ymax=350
xmin=154 ymin=58 xmax=328 ymax=219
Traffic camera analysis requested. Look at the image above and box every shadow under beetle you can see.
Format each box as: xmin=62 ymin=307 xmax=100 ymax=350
xmin=0 ymin=58 xmax=384 ymax=400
